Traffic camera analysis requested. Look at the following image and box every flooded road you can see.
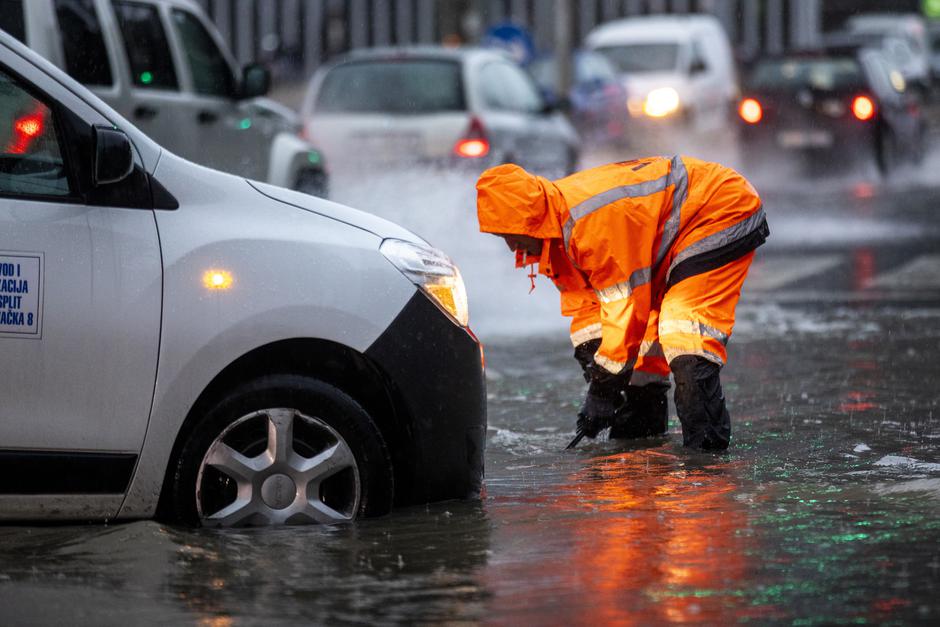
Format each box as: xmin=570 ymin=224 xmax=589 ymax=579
xmin=3 ymin=163 xmax=940 ymax=624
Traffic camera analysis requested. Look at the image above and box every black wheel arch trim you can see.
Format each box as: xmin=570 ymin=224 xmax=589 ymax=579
xmin=365 ymin=292 xmax=486 ymax=505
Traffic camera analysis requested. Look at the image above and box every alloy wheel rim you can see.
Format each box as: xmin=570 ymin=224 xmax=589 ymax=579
xmin=196 ymin=408 xmax=361 ymax=527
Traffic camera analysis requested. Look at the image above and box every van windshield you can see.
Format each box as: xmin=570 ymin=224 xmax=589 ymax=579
xmin=594 ymin=43 xmax=680 ymax=73
xmin=316 ymin=60 xmax=465 ymax=113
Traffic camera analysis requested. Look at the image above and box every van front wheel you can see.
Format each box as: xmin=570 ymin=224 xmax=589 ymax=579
xmin=166 ymin=375 xmax=393 ymax=527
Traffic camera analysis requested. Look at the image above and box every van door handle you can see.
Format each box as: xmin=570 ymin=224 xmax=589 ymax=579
xmin=197 ymin=110 xmax=218 ymax=124
xmin=134 ymin=105 xmax=158 ymax=120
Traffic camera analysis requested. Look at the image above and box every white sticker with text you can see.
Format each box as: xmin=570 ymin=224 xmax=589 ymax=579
xmin=0 ymin=252 xmax=43 ymax=338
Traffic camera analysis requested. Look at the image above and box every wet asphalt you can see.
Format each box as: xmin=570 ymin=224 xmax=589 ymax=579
xmin=2 ymin=146 xmax=940 ymax=625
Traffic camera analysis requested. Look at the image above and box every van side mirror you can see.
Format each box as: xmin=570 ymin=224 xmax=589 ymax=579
xmin=690 ymin=58 xmax=707 ymax=75
xmin=93 ymin=126 xmax=134 ymax=186
xmin=240 ymin=64 xmax=270 ymax=99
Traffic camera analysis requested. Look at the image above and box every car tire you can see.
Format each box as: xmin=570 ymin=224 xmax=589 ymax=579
xmin=294 ymin=168 xmax=328 ymax=198
xmin=875 ymin=128 xmax=897 ymax=178
xmin=165 ymin=374 xmax=393 ymax=527
xmin=913 ymin=122 xmax=927 ymax=165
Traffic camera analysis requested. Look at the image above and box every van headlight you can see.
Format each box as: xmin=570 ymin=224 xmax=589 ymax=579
xmin=380 ymin=239 xmax=469 ymax=327
xmin=643 ymin=87 xmax=681 ymax=118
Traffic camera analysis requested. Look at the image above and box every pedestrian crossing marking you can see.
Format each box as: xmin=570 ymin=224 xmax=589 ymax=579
xmin=866 ymin=254 xmax=940 ymax=289
xmin=745 ymin=255 xmax=844 ymax=291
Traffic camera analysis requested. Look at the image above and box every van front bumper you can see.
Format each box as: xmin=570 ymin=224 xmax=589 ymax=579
xmin=365 ymin=292 xmax=486 ymax=505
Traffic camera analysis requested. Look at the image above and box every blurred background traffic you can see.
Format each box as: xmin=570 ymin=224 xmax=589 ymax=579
xmin=5 ymin=0 xmax=938 ymax=196
xmin=3 ymin=0 xmax=940 ymax=335
xmin=196 ymin=0 xmax=940 ymax=183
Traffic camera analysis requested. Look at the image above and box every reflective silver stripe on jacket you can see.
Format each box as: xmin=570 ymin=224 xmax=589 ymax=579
xmin=570 ymin=322 xmax=602 ymax=346
xmin=562 ymin=158 xmax=686 ymax=250
xmin=594 ymin=266 xmax=652 ymax=303
xmin=595 ymin=353 xmax=635 ymax=375
xmin=665 ymin=206 xmax=767 ymax=284
xmin=659 ymin=319 xmax=729 ymax=345
xmin=654 ymin=155 xmax=688 ymax=268
xmin=638 ymin=339 xmax=665 ymax=358
xmin=662 ymin=346 xmax=725 ymax=366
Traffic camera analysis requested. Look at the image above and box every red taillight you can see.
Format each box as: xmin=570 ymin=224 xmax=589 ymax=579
xmin=455 ymin=138 xmax=489 ymax=158
xmin=852 ymin=95 xmax=875 ymax=121
xmin=738 ymin=98 xmax=762 ymax=124
xmin=454 ymin=116 xmax=490 ymax=158
xmin=7 ymin=108 xmax=46 ymax=154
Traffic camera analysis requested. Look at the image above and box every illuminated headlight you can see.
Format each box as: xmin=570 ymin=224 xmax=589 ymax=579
xmin=643 ymin=87 xmax=681 ymax=118
xmin=380 ymin=239 xmax=469 ymax=327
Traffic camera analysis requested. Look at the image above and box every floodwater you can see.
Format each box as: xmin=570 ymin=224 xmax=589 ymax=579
xmin=3 ymin=152 xmax=940 ymax=624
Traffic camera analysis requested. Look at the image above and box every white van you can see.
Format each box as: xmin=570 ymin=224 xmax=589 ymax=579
xmin=0 ymin=29 xmax=484 ymax=526
xmin=2 ymin=0 xmax=328 ymax=196
xmin=585 ymin=15 xmax=737 ymax=134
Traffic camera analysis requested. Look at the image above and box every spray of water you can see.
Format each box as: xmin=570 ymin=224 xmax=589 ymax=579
xmin=327 ymin=129 xmax=939 ymax=340
xmin=329 ymin=167 xmax=566 ymax=341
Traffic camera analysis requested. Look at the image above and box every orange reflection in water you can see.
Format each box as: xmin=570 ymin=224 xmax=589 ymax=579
xmin=838 ymin=389 xmax=879 ymax=413
xmin=483 ymin=448 xmax=776 ymax=624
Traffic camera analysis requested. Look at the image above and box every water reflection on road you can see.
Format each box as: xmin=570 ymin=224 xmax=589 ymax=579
xmin=3 ymin=165 xmax=940 ymax=624
xmin=482 ymin=448 xmax=758 ymax=624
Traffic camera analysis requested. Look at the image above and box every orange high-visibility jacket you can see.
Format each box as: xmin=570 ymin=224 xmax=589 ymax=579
xmin=477 ymin=155 xmax=767 ymax=375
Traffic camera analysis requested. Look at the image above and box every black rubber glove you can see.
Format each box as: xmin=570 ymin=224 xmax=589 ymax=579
xmin=573 ymin=338 xmax=602 ymax=384
xmin=576 ymin=366 xmax=630 ymax=440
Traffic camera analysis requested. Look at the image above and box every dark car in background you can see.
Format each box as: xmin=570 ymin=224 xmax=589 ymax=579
xmin=528 ymin=50 xmax=628 ymax=146
xmin=737 ymin=46 xmax=926 ymax=176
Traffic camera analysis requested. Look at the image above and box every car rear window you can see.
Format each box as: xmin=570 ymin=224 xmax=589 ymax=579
xmin=749 ymin=58 xmax=865 ymax=91
xmin=594 ymin=43 xmax=680 ymax=73
xmin=316 ymin=60 xmax=465 ymax=113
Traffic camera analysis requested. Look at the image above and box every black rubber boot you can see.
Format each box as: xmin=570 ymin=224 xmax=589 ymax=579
xmin=608 ymin=383 xmax=670 ymax=439
xmin=670 ymin=355 xmax=731 ymax=451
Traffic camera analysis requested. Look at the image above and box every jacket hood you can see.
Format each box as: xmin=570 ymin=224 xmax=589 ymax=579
xmin=476 ymin=164 xmax=564 ymax=239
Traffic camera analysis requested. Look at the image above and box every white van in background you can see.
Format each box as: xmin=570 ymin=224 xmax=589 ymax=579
xmin=586 ymin=15 xmax=738 ymax=137
xmin=3 ymin=0 xmax=328 ymax=196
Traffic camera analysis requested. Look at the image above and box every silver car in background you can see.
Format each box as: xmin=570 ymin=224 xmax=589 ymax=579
xmin=299 ymin=47 xmax=580 ymax=178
